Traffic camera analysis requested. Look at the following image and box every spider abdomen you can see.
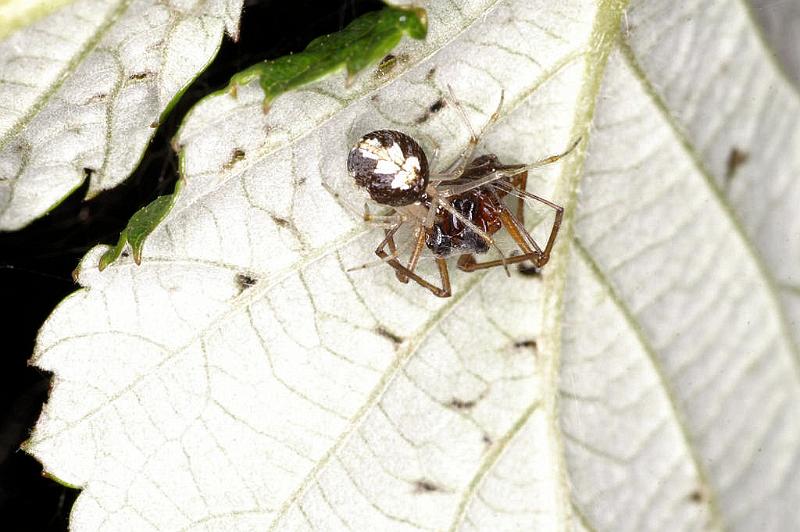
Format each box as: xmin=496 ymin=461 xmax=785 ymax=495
xmin=347 ymin=130 xmax=430 ymax=206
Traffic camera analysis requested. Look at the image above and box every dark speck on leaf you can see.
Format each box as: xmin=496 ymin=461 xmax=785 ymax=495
xmin=224 ymin=148 xmax=246 ymax=169
xmin=374 ymin=53 xmax=409 ymax=79
xmin=448 ymin=397 xmax=477 ymax=410
xmin=235 ymin=273 xmax=257 ymax=290
xmin=413 ymin=479 xmax=440 ymax=493
xmin=517 ymin=263 xmax=541 ymax=277
xmin=429 ymin=98 xmax=445 ymax=113
xmin=271 ymin=215 xmax=290 ymax=228
xmin=87 ymin=93 xmax=107 ymax=104
xmin=416 ymin=97 xmax=446 ymax=124
xmin=688 ymin=489 xmax=705 ymax=503
xmin=514 ymin=339 xmax=537 ymax=350
xmin=375 ymin=326 xmax=402 ymax=345
xmin=725 ymin=147 xmax=749 ymax=181
xmin=376 ymin=54 xmax=396 ymax=74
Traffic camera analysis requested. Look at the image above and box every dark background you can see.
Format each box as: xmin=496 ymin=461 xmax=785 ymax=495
xmin=0 ymin=0 xmax=380 ymax=528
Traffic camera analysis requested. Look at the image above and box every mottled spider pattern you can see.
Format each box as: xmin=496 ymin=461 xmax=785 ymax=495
xmin=345 ymin=90 xmax=578 ymax=297
xmin=347 ymin=130 xmax=429 ymax=206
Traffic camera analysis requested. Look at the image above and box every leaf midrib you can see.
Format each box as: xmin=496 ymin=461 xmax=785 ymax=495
xmin=539 ymin=0 xmax=632 ymax=527
xmin=572 ymin=239 xmax=726 ymax=531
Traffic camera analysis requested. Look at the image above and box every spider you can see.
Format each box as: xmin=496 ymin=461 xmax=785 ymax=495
xmin=345 ymin=90 xmax=579 ymax=297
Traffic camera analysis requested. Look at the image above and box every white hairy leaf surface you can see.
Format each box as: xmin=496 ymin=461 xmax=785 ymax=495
xmin=0 ymin=0 xmax=244 ymax=230
xmin=25 ymin=0 xmax=800 ymax=530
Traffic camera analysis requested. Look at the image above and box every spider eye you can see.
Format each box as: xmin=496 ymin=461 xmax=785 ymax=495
xmin=347 ymin=130 xmax=429 ymax=206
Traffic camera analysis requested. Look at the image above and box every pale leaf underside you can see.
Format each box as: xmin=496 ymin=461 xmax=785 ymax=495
xmin=0 ymin=0 xmax=244 ymax=230
xmin=25 ymin=0 xmax=800 ymax=530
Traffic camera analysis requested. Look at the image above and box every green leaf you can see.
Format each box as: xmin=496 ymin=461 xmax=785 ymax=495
xmin=228 ymin=5 xmax=427 ymax=110
xmin=97 ymin=179 xmax=183 ymax=271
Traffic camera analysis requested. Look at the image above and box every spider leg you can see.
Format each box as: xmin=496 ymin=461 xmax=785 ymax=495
xmin=362 ymin=208 xmax=400 ymax=226
xmin=437 ymin=169 xmax=510 ymax=196
xmin=509 ymin=170 xmax=527 ymax=225
xmin=395 ymin=227 xmax=427 ymax=283
xmin=493 ymin=182 xmax=563 ymax=264
xmin=438 ymin=87 xmax=505 ymax=179
xmin=375 ymin=223 xmax=452 ymax=297
xmin=520 ymin=137 xmax=582 ymax=172
xmin=346 ymin=247 xmax=401 ymax=272
xmin=384 ymin=225 xmax=399 ymax=257
xmin=458 ymin=207 xmax=541 ymax=272
xmin=422 ymin=197 xmax=438 ymax=228
xmin=321 ymin=181 xmax=399 ymax=226
xmin=527 ymin=192 xmax=562 ymax=265
xmin=435 ymin=257 xmax=452 ymax=298
xmin=438 ymin=138 xmax=581 ymax=197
